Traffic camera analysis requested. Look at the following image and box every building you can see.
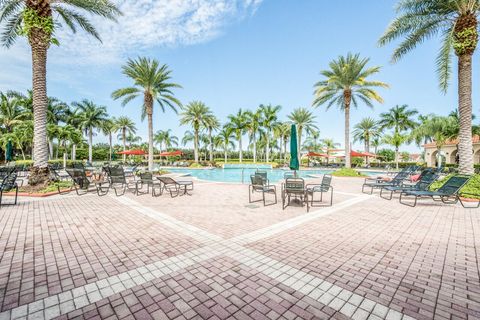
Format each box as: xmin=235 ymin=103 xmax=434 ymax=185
xmin=423 ymin=136 xmax=480 ymax=167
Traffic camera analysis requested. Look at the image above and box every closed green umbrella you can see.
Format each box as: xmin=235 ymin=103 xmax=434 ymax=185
xmin=5 ymin=140 xmax=13 ymax=162
xmin=289 ymin=124 xmax=299 ymax=172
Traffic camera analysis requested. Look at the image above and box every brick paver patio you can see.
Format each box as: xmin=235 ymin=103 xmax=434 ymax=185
xmin=0 ymin=177 xmax=478 ymax=320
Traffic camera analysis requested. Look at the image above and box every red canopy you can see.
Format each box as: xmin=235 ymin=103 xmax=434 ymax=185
xmin=159 ymin=150 xmax=183 ymax=157
xmin=338 ymin=151 xmax=377 ymax=158
xmin=306 ymin=151 xmax=329 ymax=157
xmin=117 ymin=149 xmax=146 ymax=155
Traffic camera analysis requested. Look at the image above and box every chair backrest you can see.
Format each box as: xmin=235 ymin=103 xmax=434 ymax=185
xmin=255 ymin=171 xmax=268 ymax=179
xmin=283 ymin=171 xmax=295 ymax=179
xmin=437 ymin=175 xmax=470 ymax=195
xmin=139 ymin=172 xmax=153 ymax=182
xmin=1 ymin=172 xmax=17 ymax=191
xmin=65 ymin=168 xmax=90 ymax=189
xmin=158 ymin=176 xmax=176 ymax=185
xmin=0 ymin=166 xmax=14 ymax=179
xmin=414 ymin=169 xmax=438 ymax=191
xmin=284 ymin=177 xmax=305 ymax=194
xmin=321 ymin=174 xmax=332 ymax=187
xmin=250 ymin=174 xmax=266 ymax=188
xmin=391 ymin=169 xmax=411 ymax=185
xmin=108 ymin=166 xmax=126 ymax=184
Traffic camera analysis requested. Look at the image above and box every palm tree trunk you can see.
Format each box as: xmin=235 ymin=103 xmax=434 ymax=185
xmin=283 ymin=138 xmax=287 ymax=163
xmin=48 ymin=139 xmax=53 ymax=159
xmin=298 ymin=127 xmax=302 ymax=166
xmin=209 ymin=129 xmax=213 ymax=163
xmin=122 ymin=128 xmax=126 ymax=162
xmin=194 ymin=129 xmax=199 ymax=163
xmin=395 ymin=146 xmax=399 ymax=170
xmin=239 ymin=134 xmax=243 ymax=163
xmin=266 ymin=131 xmax=270 ymax=162
xmin=457 ymin=54 xmax=474 ymax=174
xmin=365 ymin=141 xmax=370 ymax=165
xmin=224 ymin=145 xmax=227 ymax=162
xmin=30 ymin=39 xmax=49 ymax=185
xmin=344 ymin=105 xmax=351 ymax=168
xmin=147 ymin=113 xmax=154 ymax=170
xmin=109 ymin=133 xmax=112 ymax=162
xmin=72 ymin=144 xmax=76 ymax=161
xmin=253 ymin=133 xmax=257 ymax=163
xmin=88 ymin=128 xmax=93 ymax=163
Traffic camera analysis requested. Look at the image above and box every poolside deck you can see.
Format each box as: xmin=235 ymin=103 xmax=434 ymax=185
xmin=0 ymin=177 xmax=478 ymax=320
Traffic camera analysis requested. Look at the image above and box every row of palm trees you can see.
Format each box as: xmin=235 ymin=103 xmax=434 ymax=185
xmin=0 ymin=0 xmax=478 ymax=185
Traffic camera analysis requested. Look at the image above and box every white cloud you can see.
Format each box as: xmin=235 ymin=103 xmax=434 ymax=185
xmin=49 ymin=0 xmax=262 ymax=64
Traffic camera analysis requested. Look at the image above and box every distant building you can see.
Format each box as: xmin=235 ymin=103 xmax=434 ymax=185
xmin=408 ymin=153 xmax=422 ymax=162
xmin=423 ymin=136 xmax=480 ymax=167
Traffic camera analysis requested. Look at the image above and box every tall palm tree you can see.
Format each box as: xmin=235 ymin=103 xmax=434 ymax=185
xmin=73 ymin=100 xmax=108 ymax=163
xmin=179 ymin=101 xmax=212 ymax=163
xmin=204 ymin=115 xmax=220 ymax=163
xmin=0 ymin=93 xmax=27 ymax=132
xmin=260 ymin=104 xmax=281 ymax=162
xmin=112 ymin=57 xmax=182 ymax=170
xmin=245 ymin=109 xmax=263 ymax=163
xmin=379 ymin=105 xmax=418 ymax=168
xmin=287 ymin=108 xmax=318 ymax=163
xmin=274 ymin=122 xmax=290 ymax=163
xmin=115 ymin=116 xmax=137 ymax=162
xmin=379 ymin=0 xmax=480 ymax=174
xmin=154 ymin=129 xmax=178 ymax=152
xmin=215 ymin=127 xmax=236 ymax=162
xmin=352 ymin=117 xmax=380 ymax=164
xmin=320 ymin=138 xmax=340 ymax=165
xmin=304 ymin=130 xmax=322 ymax=152
xmin=227 ymin=109 xmax=248 ymax=162
xmin=0 ymin=0 xmax=120 ymax=184
xmin=313 ymin=53 xmax=388 ymax=168
xmin=101 ymin=118 xmax=116 ymax=162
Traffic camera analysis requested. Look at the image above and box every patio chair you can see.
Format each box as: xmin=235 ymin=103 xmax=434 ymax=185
xmin=0 ymin=172 xmax=18 ymax=208
xmin=105 ymin=166 xmax=135 ymax=196
xmin=156 ymin=176 xmax=194 ymax=197
xmin=379 ymin=169 xmax=438 ymax=200
xmin=248 ymin=174 xmax=277 ymax=206
xmin=399 ymin=175 xmax=471 ymax=207
xmin=65 ymin=168 xmax=109 ymax=196
xmin=135 ymin=172 xmax=161 ymax=196
xmin=306 ymin=174 xmax=333 ymax=207
xmin=361 ymin=166 xmax=415 ymax=194
xmin=282 ymin=177 xmax=309 ymax=211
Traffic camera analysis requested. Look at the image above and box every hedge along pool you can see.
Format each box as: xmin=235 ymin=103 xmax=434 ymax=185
xmin=163 ymin=166 xmax=385 ymax=183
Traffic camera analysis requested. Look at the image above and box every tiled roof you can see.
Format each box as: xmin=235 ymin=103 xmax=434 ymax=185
xmin=423 ymin=135 xmax=480 ymax=148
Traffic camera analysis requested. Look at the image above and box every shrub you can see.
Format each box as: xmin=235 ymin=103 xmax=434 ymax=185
xmin=189 ymin=163 xmax=204 ymax=168
xmin=331 ymin=168 xmax=366 ymax=177
xmin=430 ymin=174 xmax=480 ymax=199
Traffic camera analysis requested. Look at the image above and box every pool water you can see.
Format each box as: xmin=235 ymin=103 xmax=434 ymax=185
xmin=164 ymin=168 xmax=384 ymax=183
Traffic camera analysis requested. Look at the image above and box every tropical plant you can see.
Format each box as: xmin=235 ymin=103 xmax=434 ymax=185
xmin=73 ymin=100 xmax=108 ymax=163
xmin=115 ymin=116 xmax=137 ymax=161
xmin=379 ymin=105 xmax=419 ymax=134
xmin=313 ymin=53 xmax=388 ymax=168
xmin=320 ymin=138 xmax=340 ymax=165
xmin=204 ymin=114 xmax=220 ymax=163
xmin=179 ymin=101 xmax=212 ymax=163
xmin=0 ymin=0 xmax=120 ymax=184
xmin=287 ymin=108 xmax=318 ymax=162
xmin=260 ymin=104 xmax=281 ymax=162
xmin=227 ymin=109 xmax=248 ymax=162
xmin=382 ymin=132 xmax=409 ymax=169
xmin=112 ymin=57 xmax=182 ymax=170
xmin=154 ymin=129 xmax=178 ymax=152
xmin=379 ymin=0 xmax=480 ymax=174
xmin=0 ymin=93 xmax=27 ymax=132
xmin=274 ymin=122 xmax=290 ymax=163
xmin=352 ymin=117 xmax=380 ymax=164
xmin=304 ymin=130 xmax=322 ymax=152
xmin=215 ymin=126 xmax=236 ymax=162
xmin=101 ymin=118 xmax=116 ymax=162
xmin=245 ymin=109 xmax=263 ymax=163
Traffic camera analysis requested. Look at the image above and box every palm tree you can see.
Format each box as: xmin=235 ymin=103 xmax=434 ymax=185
xmin=227 ymin=109 xmax=248 ymax=162
xmin=204 ymin=115 xmax=220 ymax=163
xmin=0 ymin=0 xmax=120 ymax=184
xmin=112 ymin=57 xmax=182 ymax=170
xmin=179 ymin=101 xmax=212 ymax=163
xmin=101 ymin=118 xmax=116 ymax=162
xmin=215 ymin=127 xmax=236 ymax=162
xmin=73 ymin=100 xmax=108 ymax=163
xmin=321 ymin=138 xmax=340 ymax=165
xmin=287 ymin=108 xmax=318 ymax=163
xmin=0 ymin=93 xmax=27 ymax=132
xmin=274 ymin=122 xmax=290 ymax=163
xmin=115 ymin=116 xmax=137 ymax=162
xmin=154 ymin=129 xmax=178 ymax=152
xmin=383 ymin=133 xmax=409 ymax=169
xmin=379 ymin=0 xmax=480 ymax=174
xmin=313 ymin=53 xmax=388 ymax=168
xmin=260 ymin=104 xmax=281 ymax=162
xmin=352 ymin=117 xmax=380 ymax=165
xmin=245 ymin=109 xmax=263 ymax=163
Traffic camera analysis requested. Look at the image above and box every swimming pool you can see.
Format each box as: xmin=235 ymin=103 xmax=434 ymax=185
xmin=164 ymin=167 xmax=384 ymax=183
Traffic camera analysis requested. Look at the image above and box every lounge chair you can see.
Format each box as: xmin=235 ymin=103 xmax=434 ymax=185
xmin=135 ymin=172 xmax=161 ymax=196
xmin=306 ymin=174 xmax=333 ymax=207
xmin=104 ymin=166 xmax=135 ymax=196
xmin=361 ymin=166 xmax=417 ymax=194
xmin=66 ymin=168 xmax=109 ymax=196
xmin=0 ymin=172 xmax=18 ymax=208
xmin=156 ymin=176 xmax=194 ymax=197
xmin=248 ymin=174 xmax=277 ymax=206
xmin=380 ymin=169 xmax=438 ymax=200
xmin=399 ymin=175 xmax=471 ymax=207
xmin=282 ymin=177 xmax=309 ymax=211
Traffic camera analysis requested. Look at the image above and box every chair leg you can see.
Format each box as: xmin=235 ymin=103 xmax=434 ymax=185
xmin=399 ymin=193 xmax=418 ymax=207
xmin=14 ymin=186 xmax=18 ymax=205
xmin=380 ymin=188 xmax=393 ymax=200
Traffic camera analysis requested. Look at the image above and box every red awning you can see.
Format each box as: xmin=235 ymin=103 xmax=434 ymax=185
xmin=338 ymin=151 xmax=377 ymax=157
xmin=306 ymin=151 xmax=329 ymax=157
xmin=117 ymin=149 xmax=146 ymax=155
xmin=159 ymin=150 xmax=183 ymax=157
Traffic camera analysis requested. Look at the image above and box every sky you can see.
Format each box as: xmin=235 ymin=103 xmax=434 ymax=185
xmin=1 ymin=0 xmax=479 ymax=153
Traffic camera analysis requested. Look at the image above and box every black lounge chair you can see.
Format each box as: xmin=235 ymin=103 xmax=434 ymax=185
xmin=399 ymin=175 xmax=471 ymax=207
xmin=380 ymin=169 xmax=438 ymax=200
xmin=104 ymin=166 xmax=135 ymax=196
xmin=282 ymin=177 xmax=309 ymax=211
xmin=135 ymin=172 xmax=161 ymax=196
xmin=66 ymin=168 xmax=109 ymax=196
xmin=362 ymin=166 xmax=418 ymax=194
xmin=0 ymin=172 xmax=18 ymax=208
xmin=306 ymin=174 xmax=333 ymax=207
xmin=248 ymin=174 xmax=277 ymax=206
xmin=156 ymin=176 xmax=194 ymax=197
